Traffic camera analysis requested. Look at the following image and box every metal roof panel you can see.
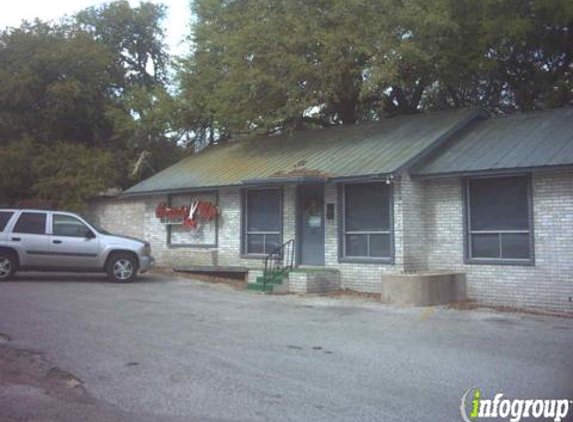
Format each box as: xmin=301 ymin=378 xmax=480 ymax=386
xmin=413 ymin=107 xmax=573 ymax=176
xmin=125 ymin=109 xmax=478 ymax=194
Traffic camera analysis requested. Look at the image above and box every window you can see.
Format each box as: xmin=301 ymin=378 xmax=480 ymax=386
xmin=243 ymin=188 xmax=281 ymax=255
xmin=13 ymin=212 xmax=47 ymax=235
xmin=466 ymin=175 xmax=533 ymax=263
xmin=168 ymin=192 xmax=218 ymax=247
xmin=0 ymin=211 xmax=14 ymax=232
xmin=53 ymin=214 xmax=92 ymax=237
xmin=342 ymin=182 xmax=393 ymax=261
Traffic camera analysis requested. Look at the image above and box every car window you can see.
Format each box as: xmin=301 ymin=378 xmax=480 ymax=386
xmin=53 ymin=214 xmax=92 ymax=237
xmin=13 ymin=212 xmax=47 ymax=235
xmin=0 ymin=211 xmax=14 ymax=232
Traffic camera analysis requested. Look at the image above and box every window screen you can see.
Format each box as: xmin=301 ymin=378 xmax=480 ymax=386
xmin=467 ymin=176 xmax=532 ymax=262
xmin=244 ymin=188 xmax=281 ymax=255
xmin=13 ymin=212 xmax=47 ymax=235
xmin=0 ymin=212 xmax=14 ymax=232
xmin=343 ymin=183 xmax=392 ymax=259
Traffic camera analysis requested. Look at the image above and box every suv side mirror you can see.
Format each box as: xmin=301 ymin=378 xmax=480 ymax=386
xmin=85 ymin=230 xmax=96 ymax=239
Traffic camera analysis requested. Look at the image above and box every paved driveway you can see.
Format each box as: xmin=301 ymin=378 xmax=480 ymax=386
xmin=0 ymin=273 xmax=572 ymax=422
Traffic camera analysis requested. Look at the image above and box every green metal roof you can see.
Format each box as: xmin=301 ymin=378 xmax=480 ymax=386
xmin=412 ymin=107 xmax=573 ymax=177
xmin=124 ymin=109 xmax=480 ymax=195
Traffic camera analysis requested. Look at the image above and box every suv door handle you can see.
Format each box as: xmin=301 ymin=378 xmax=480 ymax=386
xmin=11 ymin=237 xmax=21 ymax=242
xmin=52 ymin=240 xmax=62 ymax=244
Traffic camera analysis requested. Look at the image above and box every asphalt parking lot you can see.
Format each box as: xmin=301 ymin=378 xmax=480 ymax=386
xmin=0 ymin=273 xmax=572 ymax=422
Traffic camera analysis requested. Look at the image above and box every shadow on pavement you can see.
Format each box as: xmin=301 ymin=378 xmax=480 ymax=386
xmin=9 ymin=272 xmax=172 ymax=284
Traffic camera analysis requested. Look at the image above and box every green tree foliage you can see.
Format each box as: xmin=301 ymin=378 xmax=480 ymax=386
xmin=178 ymin=0 xmax=573 ymax=139
xmin=0 ymin=21 xmax=115 ymax=146
xmin=0 ymin=2 xmax=180 ymax=208
xmin=31 ymin=142 xmax=119 ymax=212
xmin=76 ymin=0 xmax=169 ymax=90
xmin=108 ymin=86 xmax=185 ymax=181
xmin=0 ymin=138 xmax=38 ymax=205
xmin=76 ymin=1 xmax=182 ymax=182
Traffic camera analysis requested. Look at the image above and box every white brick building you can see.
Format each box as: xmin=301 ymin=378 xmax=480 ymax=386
xmin=88 ymin=108 xmax=573 ymax=311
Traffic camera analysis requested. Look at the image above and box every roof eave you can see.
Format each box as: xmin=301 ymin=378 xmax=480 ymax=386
xmin=410 ymin=163 xmax=573 ymax=180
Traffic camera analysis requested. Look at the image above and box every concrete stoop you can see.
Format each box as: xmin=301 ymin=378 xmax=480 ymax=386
xmin=246 ymin=268 xmax=340 ymax=294
xmin=381 ymin=271 xmax=466 ymax=306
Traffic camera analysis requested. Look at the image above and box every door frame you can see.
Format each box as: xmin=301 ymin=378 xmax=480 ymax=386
xmin=296 ymin=183 xmax=325 ymax=266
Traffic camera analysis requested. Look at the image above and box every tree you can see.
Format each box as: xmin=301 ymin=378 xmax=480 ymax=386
xmin=31 ymin=142 xmax=119 ymax=212
xmin=76 ymin=1 xmax=183 ymax=184
xmin=0 ymin=21 xmax=116 ymax=146
xmin=0 ymin=2 xmax=181 ymax=207
xmin=178 ymin=0 xmax=573 ymax=141
xmin=0 ymin=138 xmax=38 ymax=205
xmin=420 ymin=0 xmax=573 ymax=113
xmin=107 ymin=85 xmax=185 ymax=183
xmin=76 ymin=0 xmax=169 ymax=91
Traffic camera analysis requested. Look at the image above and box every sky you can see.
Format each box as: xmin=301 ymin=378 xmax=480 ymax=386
xmin=0 ymin=0 xmax=191 ymax=56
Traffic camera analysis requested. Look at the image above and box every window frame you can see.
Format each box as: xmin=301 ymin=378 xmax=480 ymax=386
xmin=0 ymin=211 xmax=15 ymax=232
xmin=13 ymin=211 xmax=48 ymax=235
xmin=241 ymin=187 xmax=283 ymax=258
xmin=463 ymin=174 xmax=535 ymax=266
xmin=166 ymin=190 xmax=219 ymax=249
xmin=52 ymin=213 xmax=94 ymax=238
xmin=338 ymin=181 xmax=395 ymax=264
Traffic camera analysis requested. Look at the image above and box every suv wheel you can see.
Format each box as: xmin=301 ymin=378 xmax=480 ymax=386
xmin=107 ymin=254 xmax=138 ymax=283
xmin=0 ymin=253 xmax=16 ymax=281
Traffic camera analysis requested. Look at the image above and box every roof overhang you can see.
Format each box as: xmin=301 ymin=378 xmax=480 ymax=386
xmin=410 ymin=164 xmax=573 ymax=180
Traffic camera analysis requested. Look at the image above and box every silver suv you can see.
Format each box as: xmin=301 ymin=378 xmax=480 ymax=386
xmin=0 ymin=209 xmax=154 ymax=283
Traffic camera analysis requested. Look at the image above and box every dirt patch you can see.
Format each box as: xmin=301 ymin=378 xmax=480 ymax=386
xmin=151 ymin=267 xmax=247 ymax=290
xmin=447 ymin=300 xmax=573 ymax=319
xmin=0 ymin=343 xmax=90 ymax=403
xmin=322 ymin=289 xmax=381 ymax=301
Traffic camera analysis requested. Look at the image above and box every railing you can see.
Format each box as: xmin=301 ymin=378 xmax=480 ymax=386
xmin=263 ymin=239 xmax=295 ymax=290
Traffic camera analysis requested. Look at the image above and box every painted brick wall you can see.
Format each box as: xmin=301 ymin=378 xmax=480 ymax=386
xmin=323 ymin=182 xmax=404 ymax=293
xmin=88 ymin=187 xmax=297 ymax=271
xmin=400 ymin=175 xmax=429 ymax=272
xmin=86 ymin=198 xmax=145 ymax=239
xmin=424 ymin=170 xmax=573 ymax=312
xmin=88 ymin=169 xmax=573 ymax=310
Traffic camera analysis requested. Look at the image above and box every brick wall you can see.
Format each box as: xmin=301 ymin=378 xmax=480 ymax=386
xmin=424 ymin=170 xmax=573 ymax=312
xmin=88 ymin=187 xmax=296 ymax=271
xmin=86 ymin=198 xmax=145 ymax=239
xmin=323 ymin=182 xmax=404 ymax=293
xmin=88 ymin=169 xmax=573 ymax=310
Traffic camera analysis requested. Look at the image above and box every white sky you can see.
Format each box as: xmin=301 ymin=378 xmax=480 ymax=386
xmin=0 ymin=0 xmax=191 ymax=56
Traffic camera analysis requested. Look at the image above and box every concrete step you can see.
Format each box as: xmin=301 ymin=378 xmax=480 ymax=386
xmin=255 ymin=275 xmax=286 ymax=285
xmin=246 ymin=281 xmax=283 ymax=293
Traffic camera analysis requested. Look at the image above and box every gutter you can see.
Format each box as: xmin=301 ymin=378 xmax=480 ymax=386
xmin=410 ymin=164 xmax=573 ymax=180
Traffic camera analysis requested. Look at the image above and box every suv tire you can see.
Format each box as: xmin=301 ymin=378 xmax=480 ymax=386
xmin=0 ymin=252 xmax=17 ymax=281
xmin=107 ymin=253 xmax=138 ymax=283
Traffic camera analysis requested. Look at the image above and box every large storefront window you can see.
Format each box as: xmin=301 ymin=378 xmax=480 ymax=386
xmin=465 ymin=175 xmax=533 ymax=264
xmin=168 ymin=192 xmax=218 ymax=247
xmin=243 ymin=188 xmax=282 ymax=255
xmin=342 ymin=182 xmax=393 ymax=261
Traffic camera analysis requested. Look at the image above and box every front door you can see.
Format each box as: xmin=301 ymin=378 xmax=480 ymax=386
xmin=48 ymin=213 xmax=100 ymax=269
xmin=298 ymin=184 xmax=325 ymax=265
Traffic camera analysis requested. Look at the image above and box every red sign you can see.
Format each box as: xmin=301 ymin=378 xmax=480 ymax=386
xmin=155 ymin=200 xmax=218 ymax=229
